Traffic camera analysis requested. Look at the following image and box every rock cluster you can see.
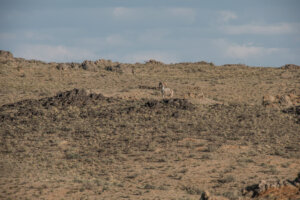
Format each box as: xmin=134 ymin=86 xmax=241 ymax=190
xmin=55 ymin=59 xmax=122 ymax=72
xmin=80 ymin=60 xmax=98 ymax=71
xmin=262 ymin=90 xmax=300 ymax=109
xmin=184 ymin=92 xmax=205 ymax=99
xmin=242 ymin=173 xmax=300 ymax=199
xmin=42 ymin=88 xmax=106 ymax=107
xmin=0 ymin=50 xmax=13 ymax=59
xmin=280 ymin=64 xmax=300 ymax=70
xmin=145 ymin=59 xmax=165 ymax=65
xmin=144 ymin=98 xmax=195 ymax=110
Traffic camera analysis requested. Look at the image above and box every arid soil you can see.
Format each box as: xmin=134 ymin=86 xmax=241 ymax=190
xmin=0 ymin=50 xmax=300 ymax=199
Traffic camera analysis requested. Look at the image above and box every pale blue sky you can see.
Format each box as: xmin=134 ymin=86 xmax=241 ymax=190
xmin=1 ymin=0 xmax=300 ymax=66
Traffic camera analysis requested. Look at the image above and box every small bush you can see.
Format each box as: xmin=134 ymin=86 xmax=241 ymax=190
xmin=217 ymin=175 xmax=235 ymax=183
xmin=65 ymin=152 xmax=80 ymax=159
xmin=144 ymin=184 xmax=156 ymax=190
xmin=182 ymin=185 xmax=203 ymax=195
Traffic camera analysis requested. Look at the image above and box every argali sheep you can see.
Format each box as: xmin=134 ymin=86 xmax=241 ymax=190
xmin=159 ymin=81 xmax=174 ymax=98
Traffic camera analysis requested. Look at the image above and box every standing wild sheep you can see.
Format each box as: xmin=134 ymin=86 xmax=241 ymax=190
xmin=159 ymin=81 xmax=174 ymax=98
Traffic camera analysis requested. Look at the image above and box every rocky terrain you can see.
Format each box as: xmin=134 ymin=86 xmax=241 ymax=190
xmin=0 ymin=50 xmax=299 ymax=199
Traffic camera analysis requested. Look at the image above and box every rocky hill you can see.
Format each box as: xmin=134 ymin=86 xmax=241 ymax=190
xmin=0 ymin=51 xmax=299 ymax=199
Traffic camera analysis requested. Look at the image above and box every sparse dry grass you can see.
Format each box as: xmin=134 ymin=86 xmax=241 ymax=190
xmin=0 ymin=54 xmax=300 ymax=199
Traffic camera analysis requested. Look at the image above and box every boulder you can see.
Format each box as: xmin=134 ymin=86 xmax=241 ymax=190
xmin=0 ymin=50 xmax=13 ymax=59
xmin=81 ymin=60 xmax=98 ymax=71
xmin=56 ymin=63 xmax=69 ymax=70
xmin=199 ymin=191 xmax=229 ymax=200
xmin=280 ymin=64 xmax=300 ymax=70
xmin=146 ymin=59 xmax=164 ymax=65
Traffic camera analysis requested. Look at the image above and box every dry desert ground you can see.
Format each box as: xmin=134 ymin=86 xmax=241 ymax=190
xmin=0 ymin=50 xmax=300 ymax=200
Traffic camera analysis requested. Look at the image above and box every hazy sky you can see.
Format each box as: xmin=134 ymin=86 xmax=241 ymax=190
xmin=1 ymin=0 xmax=300 ymax=66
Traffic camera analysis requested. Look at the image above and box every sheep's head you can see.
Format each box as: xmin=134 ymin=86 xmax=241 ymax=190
xmin=158 ymin=81 xmax=167 ymax=89
xmin=158 ymin=82 xmax=163 ymax=89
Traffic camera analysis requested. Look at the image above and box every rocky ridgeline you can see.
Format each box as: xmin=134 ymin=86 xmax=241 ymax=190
xmin=1 ymin=50 xmax=299 ymax=71
xmin=0 ymin=50 xmax=127 ymax=72
xmin=0 ymin=50 xmax=14 ymax=60
xmin=56 ymin=59 xmax=124 ymax=72
xmin=0 ymin=50 xmax=48 ymax=66
xmin=145 ymin=59 xmax=165 ymax=65
xmin=280 ymin=64 xmax=300 ymax=70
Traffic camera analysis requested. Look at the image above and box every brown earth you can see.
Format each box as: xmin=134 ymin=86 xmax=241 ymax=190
xmin=0 ymin=51 xmax=300 ymax=199
xmin=242 ymin=173 xmax=300 ymax=200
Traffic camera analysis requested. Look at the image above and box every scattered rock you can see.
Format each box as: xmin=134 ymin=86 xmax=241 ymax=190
xmin=200 ymin=191 xmax=210 ymax=200
xmin=92 ymin=59 xmax=123 ymax=73
xmin=145 ymin=59 xmax=164 ymax=65
xmin=56 ymin=63 xmax=69 ymax=70
xmin=144 ymin=98 xmax=195 ymax=110
xmin=0 ymin=88 xmax=107 ymax=111
xmin=199 ymin=191 xmax=229 ymax=200
xmin=280 ymin=64 xmax=300 ymax=70
xmin=243 ymin=173 xmax=300 ymax=199
xmin=222 ymin=64 xmax=247 ymax=68
xmin=262 ymin=91 xmax=300 ymax=109
xmin=55 ymin=59 xmax=123 ymax=71
xmin=279 ymin=95 xmax=293 ymax=107
xmin=55 ymin=62 xmax=81 ymax=70
xmin=69 ymin=62 xmax=80 ymax=69
xmin=196 ymin=61 xmax=214 ymax=66
xmin=41 ymin=88 xmax=106 ymax=107
xmin=94 ymin=59 xmax=117 ymax=67
xmin=184 ymin=92 xmax=204 ymax=99
xmin=283 ymin=105 xmax=300 ymax=123
xmin=105 ymin=64 xmax=123 ymax=73
xmin=138 ymin=85 xmax=158 ymax=90
xmin=80 ymin=60 xmax=98 ymax=71
xmin=262 ymin=95 xmax=276 ymax=106
xmin=0 ymin=50 xmax=13 ymax=59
